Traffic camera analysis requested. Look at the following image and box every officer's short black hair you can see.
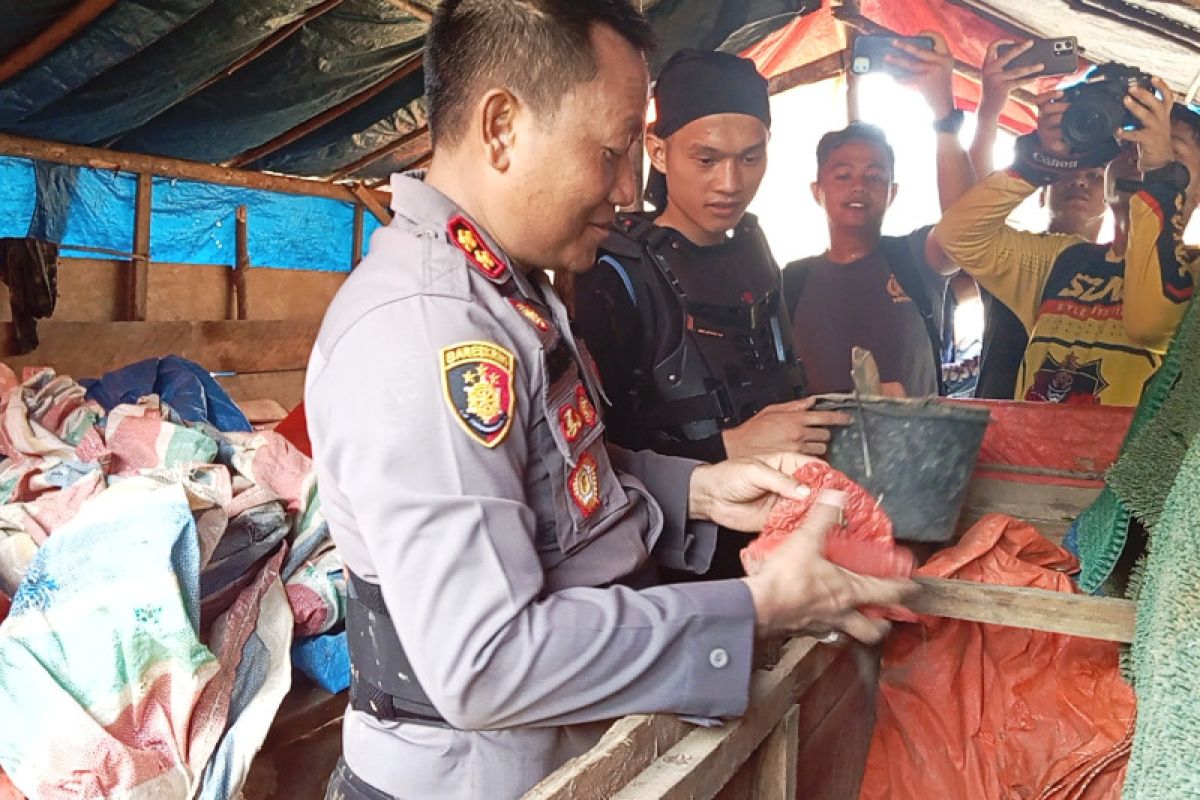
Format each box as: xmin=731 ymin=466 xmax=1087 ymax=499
xmin=425 ymin=0 xmax=655 ymax=147
xmin=816 ymin=121 xmax=896 ymax=176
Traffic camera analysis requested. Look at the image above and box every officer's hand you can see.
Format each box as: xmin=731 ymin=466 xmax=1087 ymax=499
xmin=741 ymin=493 xmax=917 ymax=644
xmin=1116 ymin=76 xmax=1175 ymax=173
xmin=722 ymin=397 xmax=851 ymax=459
xmin=688 ymin=451 xmax=821 ymax=532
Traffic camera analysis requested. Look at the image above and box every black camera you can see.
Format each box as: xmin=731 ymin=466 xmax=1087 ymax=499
xmin=1060 ymin=63 xmax=1155 ymax=156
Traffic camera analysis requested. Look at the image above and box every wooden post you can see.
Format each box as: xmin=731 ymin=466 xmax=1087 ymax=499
xmin=351 ymin=204 xmax=365 ymax=269
xmin=749 ymin=705 xmax=799 ymax=800
xmin=130 ymin=173 xmax=152 ymax=321
xmin=234 ymin=205 xmax=251 ymax=321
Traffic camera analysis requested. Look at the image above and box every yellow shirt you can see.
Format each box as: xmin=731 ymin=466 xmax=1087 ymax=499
xmin=933 ymin=169 xmax=1196 ymax=405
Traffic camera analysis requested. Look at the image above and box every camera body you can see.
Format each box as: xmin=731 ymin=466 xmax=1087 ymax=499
xmin=1060 ymin=63 xmax=1154 ymax=155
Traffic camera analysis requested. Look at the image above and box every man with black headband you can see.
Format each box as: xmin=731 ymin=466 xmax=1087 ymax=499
xmin=574 ymin=49 xmax=850 ymax=579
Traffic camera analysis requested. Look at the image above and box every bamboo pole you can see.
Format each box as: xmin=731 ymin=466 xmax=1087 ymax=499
xmin=0 ymin=132 xmax=360 ymax=203
xmin=0 ymin=0 xmax=118 ymax=85
xmin=234 ymin=205 xmax=251 ymax=321
xmin=129 ymin=173 xmax=152 ymax=321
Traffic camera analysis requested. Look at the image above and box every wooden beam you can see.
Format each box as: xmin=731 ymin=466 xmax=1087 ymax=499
xmin=0 ymin=133 xmax=360 ymax=203
xmin=129 ymin=173 xmax=152 ymax=322
xmin=747 ymin=705 xmax=798 ymax=800
xmin=191 ymin=0 xmax=349 ymax=96
xmin=351 ymin=204 xmax=364 ymax=268
xmin=767 ymin=50 xmax=847 ymax=95
xmin=227 ymin=55 xmax=425 ymax=169
xmin=608 ymin=638 xmax=834 ymax=800
xmin=384 ymin=0 xmax=433 ymax=21
xmin=330 ymin=124 xmax=430 ymax=181
xmin=523 ymin=715 xmax=691 ymax=800
xmin=1 ymin=320 xmax=320 ymax=376
xmin=0 ymin=0 xmax=118 ymax=85
xmin=910 ymin=577 xmax=1136 ymax=643
xmin=350 ymin=183 xmax=393 ymax=225
xmin=233 ymin=205 xmax=251 ymax=321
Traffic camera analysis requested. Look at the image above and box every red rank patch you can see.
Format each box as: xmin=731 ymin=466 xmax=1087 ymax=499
xmin=575 ymin=385 xmax=598 ymax=427
xmin=448 ymin=215 xmax=507 ymax=281
xmin=509 ymin=299 xmax=550 ymax=332
xmin=560 ymin=403 xmax=584 ymax=442
xmin=568 ymin=452 xmax=602 ymax=517
xmin=440 ymin=341 xmax=516 ymax=448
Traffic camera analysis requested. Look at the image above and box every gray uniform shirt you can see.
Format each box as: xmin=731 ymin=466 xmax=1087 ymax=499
xmin=305 ymin=174 xmax=756 ymax=800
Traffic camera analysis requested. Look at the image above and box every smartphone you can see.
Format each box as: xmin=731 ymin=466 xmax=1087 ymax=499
xmin=997 ymin=37 xmax=1079 ymax=77
xmin=850 ymin=34 xmax=935 ymax=77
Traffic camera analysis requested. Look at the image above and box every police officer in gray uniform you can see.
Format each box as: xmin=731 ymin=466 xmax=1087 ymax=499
xmin=307 ymin=3 xmax=914 ymax=799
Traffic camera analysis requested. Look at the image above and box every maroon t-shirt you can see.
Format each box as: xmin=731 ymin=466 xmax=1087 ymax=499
xmin=783 ymin=242 xmax=945 ymax=397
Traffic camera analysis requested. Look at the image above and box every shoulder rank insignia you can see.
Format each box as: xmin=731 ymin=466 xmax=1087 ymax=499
xmin=569 ymin=452 xmax=602 ymax=517
xmin=509 ymin=299 xmax=551 ymax=332
xmin=448 ymin=215 xmax=508 ymax=281
xmin=559 ymin=403 xmax=584 ymax=442
xmin=440 ymin=341 xmax=516 ymax=448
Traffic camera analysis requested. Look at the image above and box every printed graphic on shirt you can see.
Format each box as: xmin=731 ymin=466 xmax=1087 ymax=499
xmin=509 ymin=299 xmax=550 ymax=332
xmin=569 ymin=453 xmax=602 ymax=517
xmin=886 ymin=274 xmax=911 ymax=304
xmin=441 ymin=341 xmax=516 ymax=447
xmin=1024 ymin=352 xmax=1108 ymax=404
xmin=448 ymin=214 xmax=508 ymax=281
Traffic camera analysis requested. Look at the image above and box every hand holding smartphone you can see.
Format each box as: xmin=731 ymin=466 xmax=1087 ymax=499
xmin=850 ymin=35 xmax=935 ymax=77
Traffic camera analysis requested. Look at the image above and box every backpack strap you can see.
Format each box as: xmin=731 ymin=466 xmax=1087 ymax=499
xmin=880 ymin=229 xmax=947 ymax=396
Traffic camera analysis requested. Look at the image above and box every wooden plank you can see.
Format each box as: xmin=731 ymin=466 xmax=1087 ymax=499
xmin=352 ymin=204 xmax=364 ymax=268
xmin=350 ymin=183 xmax=393 ymax=225
xmin=910 ymin=577 xmax=1136 ymax=643
xmin=0 ymin=0 xmax=119 ymax=85
xmin=523 ymin=715 xmax=691 ymax=800
xmin=748 ymin=705 xmax=798 ymax=800
xmin=262 ymin=682 xmax=346 ymax=752
xmin=958 ymin=477 xmax=1101 ymax=544
xmin=0 ymin=258 xmax=122 ymax=322
xmin=331 ymin=125 xmax=430 ymax=181
xmin=244 ymin=269 xmax=343 ymax=320
xmin=383 ymin=0 xmax=433 ymax=21
xmin=607 ymin=638 xmax=830 ymax=800
xmin=238 ymin=398 xmax=289 ymax=425
xmin=1 ymin=320 xmax=319 ymax=376
xmin=793 ymin=659 xmax=877 ymax=800
xmin=767 ymin=50 xmax=847 ymax=95
xmin=0 ymin=133 xmax=359 ymax=203
xmin=228 ymin=55 xmax=425 ymax=169
xmin=234 ymin=205 xmax=251 ymax=320
xmin=143 ymin=263 xmax=343 ymax=321
xmin=129 ymin=173 xmax=153 ymax=321
xmin=217 ymin=370 xmax=306 ymax=410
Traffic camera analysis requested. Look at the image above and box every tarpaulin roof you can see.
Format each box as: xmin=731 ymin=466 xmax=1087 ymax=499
xmin=0 ymin=0 xmax=818 ymax=182
xmin=1 ymin=0 xmax=1196 ymax=183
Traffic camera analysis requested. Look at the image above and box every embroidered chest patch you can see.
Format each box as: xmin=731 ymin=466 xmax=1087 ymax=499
xmin=448 ymin=215 xmax=508 ymax=280
xmin=441 ymin=341 xmax=516 ymax=447
xmin=569 ymin=452 xmax=602 ymax=517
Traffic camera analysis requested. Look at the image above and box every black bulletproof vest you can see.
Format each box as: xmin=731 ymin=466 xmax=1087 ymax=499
xmin=599 ymin=213 xmax=805 ymax=448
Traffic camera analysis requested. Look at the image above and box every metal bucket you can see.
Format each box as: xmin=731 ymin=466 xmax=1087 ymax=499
xmin=813 ymin=395 xmax=991 ymax=542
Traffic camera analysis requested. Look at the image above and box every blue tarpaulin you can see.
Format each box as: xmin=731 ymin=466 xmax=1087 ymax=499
xmin=0 ymin=155 xmax=374 ymax=271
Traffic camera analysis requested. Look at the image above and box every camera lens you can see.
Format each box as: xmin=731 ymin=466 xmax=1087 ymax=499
xmin=1062 ymin=92 xmax=1124 ymax=152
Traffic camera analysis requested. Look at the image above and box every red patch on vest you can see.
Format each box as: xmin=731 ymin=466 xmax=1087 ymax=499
xmin=568 ymin=453 xmax=602 ymax=517
xmin=575 ymin=385 xmax=598 ymax=427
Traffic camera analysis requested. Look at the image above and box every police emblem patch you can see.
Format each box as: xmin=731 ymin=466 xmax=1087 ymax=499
xmin=569 ymin=452 xmax=602 ymax=516
xmin=448 ymin=215 xmax=508 ymax=280
xmin=575 ymin=385 xmax=598 ymax=427
xmin=440 ymin=341 xmax=516 ymax=447
xmin=509 ymin=299 xmax=551 ymax=332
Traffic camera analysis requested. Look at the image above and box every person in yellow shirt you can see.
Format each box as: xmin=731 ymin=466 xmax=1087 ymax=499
xmin=934 ymin=77 xmax=1200 ymax=405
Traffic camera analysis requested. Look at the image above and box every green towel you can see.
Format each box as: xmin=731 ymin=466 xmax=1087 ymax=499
xmin=1074 ymin=296 xmax=1200 ymax=592
xmin=1120 ymin=431 xmax=1200 ymax=798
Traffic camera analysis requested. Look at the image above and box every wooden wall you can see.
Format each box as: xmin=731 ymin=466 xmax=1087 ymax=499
xmin=0 ymin=257 xmax=346 ymax=408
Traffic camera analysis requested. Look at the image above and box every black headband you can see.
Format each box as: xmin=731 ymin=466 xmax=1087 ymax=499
xmin=646 ymin=49 xmax=771 ymax=207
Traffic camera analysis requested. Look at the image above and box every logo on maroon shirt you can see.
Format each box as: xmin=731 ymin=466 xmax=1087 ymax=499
xmin=1024 ymin=353 xmax=1108 ymax=404
xmin=885 ymin=274 xmax=911 ymax=304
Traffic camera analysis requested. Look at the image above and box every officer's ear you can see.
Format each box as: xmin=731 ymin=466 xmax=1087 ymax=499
xmin=810 ymin=178 xmax=822 ymax=207
xmin=887 ymin=182 xmax=899 ymax=208
xmin=479 ymin=89 xmax=519 ymax=172
xmin=645 ymin=132 xmax=668 ymax=174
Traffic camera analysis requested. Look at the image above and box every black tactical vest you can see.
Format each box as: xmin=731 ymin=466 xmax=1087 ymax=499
xmin=597 ymin=213 xmax=805 ymax=449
